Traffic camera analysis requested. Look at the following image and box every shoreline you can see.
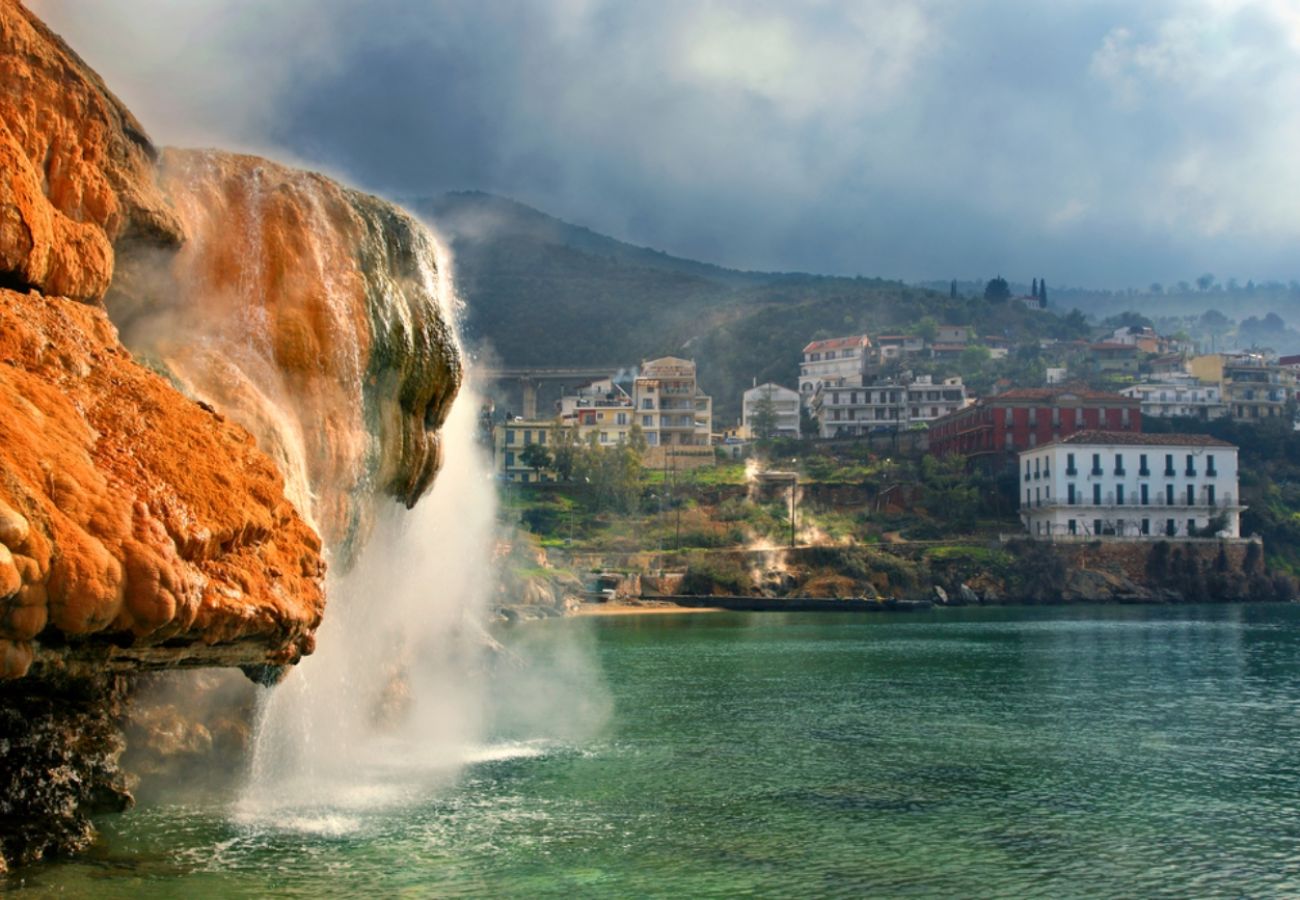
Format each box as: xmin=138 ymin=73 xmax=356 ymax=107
xmin=571 ymin=602 xmax=721 ymax=617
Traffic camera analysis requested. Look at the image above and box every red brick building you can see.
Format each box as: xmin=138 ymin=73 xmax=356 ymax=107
xmin=928 ymin=386 xmax=1141 ymax=460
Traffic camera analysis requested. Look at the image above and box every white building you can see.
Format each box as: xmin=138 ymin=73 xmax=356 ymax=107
xmin=1120 ymin=376 xmax=1228 ymax=421
xmin=1018 ymin=431 xmax=1242 ymax=540
xmin=494 ymin=417 xmax=560 ymax=483
xmin=799 ymin=335 xmax=871 ymax=406
xmin=812 ymin=375 xmax=970 ymax=438
xmin=634 ymin=357 xmax=713 ymax=468
xmin=742 ymin=382 xmax=801 ymax=439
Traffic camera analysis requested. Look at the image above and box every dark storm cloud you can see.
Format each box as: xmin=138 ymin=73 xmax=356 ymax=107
xmin=31 ymin=0 xmax=1300 ymax=286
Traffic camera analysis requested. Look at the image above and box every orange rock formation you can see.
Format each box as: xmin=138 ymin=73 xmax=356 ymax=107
xmin=109 ymin=150 xmax=462 ymax=553
xmin=0 ymin=0 xmax=181 ymax=302
xmin=0 ymin=288 xmax=325 ymax=679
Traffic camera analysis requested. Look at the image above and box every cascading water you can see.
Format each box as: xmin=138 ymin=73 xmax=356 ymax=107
xmin=236 ymin=386 xmax=499 ymax=831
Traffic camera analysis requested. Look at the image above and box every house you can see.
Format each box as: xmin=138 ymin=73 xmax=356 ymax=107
xmin=742 ymin=382 xmax=801 ymax=439
xmin=1120 ymin=376 xmax=1228 ymax=421
xmin=799 ymin=335 xmax=871 ymax=405
xmin=874 ymin=335 xmax=925 ymax=364
xmin=1017 ymin=431 xmax=1242 ymax=540
xmin=558 ymin=377 xmax=635 ymax=446
xmin=935 ymin=325 xmax=971 ymax=344
xmin=813 ymin=375 xmax=969 ymax=438
xmin=634 ymin=357 xmax=714 ymax=469
xmin=1088 ymin=342 xmax=1140 ymax=376
xmin=928 ymin=386 xmax=1141 ymax=460
xmin=494 ymin=417 xmax=561 ymax=483
xmin=1189 ymin=353 xmax=1297 ymax=421
xmin=1108 ymin=325 xmax=1165 ymax=354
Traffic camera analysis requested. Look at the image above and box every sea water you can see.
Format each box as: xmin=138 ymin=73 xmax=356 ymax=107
xmin=16 ymin=603 xmax=1300 ymax=897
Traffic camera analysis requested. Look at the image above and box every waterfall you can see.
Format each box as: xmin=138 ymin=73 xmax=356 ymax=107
xmin=235 ymin=385 xmax=498 ymax=830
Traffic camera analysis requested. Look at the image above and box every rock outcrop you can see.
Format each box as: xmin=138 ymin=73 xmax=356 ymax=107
xmin=0 ymin=0 xmax=462 ymax=870
xmin=0 ymin=0 xmax=181 ymax=301
xmin=0 ymin=288 xmax=326 ymax=680
xmin=108 ymin=149 xmax=462 ymax=555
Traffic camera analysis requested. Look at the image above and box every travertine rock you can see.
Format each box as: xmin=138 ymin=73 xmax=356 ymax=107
xmin=0 ymin=0 xmax=182 ymax=301
xmin=109 ymin=149 xmax=462 ymax=555
xmin=0 ymin=287 xmax=325 ymax=679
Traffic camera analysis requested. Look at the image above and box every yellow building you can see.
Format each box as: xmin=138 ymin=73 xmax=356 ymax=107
xmin=1189 ymin=353 xmax=1296 ymax=421
xmin=494 ymin=417 xmax=560 ymax=483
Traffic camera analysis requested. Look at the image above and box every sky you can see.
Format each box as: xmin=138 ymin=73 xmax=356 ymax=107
xmin=32 ymin=0 xmax=1300 ymax=287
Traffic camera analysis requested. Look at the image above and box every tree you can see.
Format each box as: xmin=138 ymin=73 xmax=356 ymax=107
xmin=1196 ymin=272 xmax=1216 ymax=292
xmin=750 ymin=386 xmax=779 ymax=441
xmin=1031 ymin=277 xmax=1038 ymax=298
xmin=984 ymin=276 xmax=1011 ymax=303
xmin=550 ymin=425 xmax=581 ymax=481
xmin=519 ymin=442 xmax=553 ymax=478
xmin=916 ymin=315 xmax=939 ymax=343
xmin=949 ymin=279 xmax=958 ymax=299
xmin=1038 ymin=278 xmax=1048 ymax=307
xmin=1149 ymin=282 xmax=1163 ymax=295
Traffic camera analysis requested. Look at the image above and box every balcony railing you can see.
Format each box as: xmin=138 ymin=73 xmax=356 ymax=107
xmin=1026 ymin=493 xmax=1237 ymax=510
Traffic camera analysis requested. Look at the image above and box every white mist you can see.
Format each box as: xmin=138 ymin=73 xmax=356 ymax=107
xmin=236 ymin=387 xmax=499 ymax=830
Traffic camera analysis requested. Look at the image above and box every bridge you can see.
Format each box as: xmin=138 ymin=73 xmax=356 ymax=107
xmin=479 ymin=365 xmax=627 ymax=418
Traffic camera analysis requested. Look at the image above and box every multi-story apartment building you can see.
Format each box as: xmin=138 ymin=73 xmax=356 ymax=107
xmin=494 ymin=417 xmax=560 ymax=483
xmin=557 ymin=377 xmax=635 ymax=446
xmin=1120 ymin=376 xmax=1228 ymax=420
xmin=813 ymin=375 xmax=969 ymax=438
xmin=929 ymin=386 xmax=1141 ymax=459
xmin=742 ymin=382 xmax=801 ymax=439
xmin=1188 ymin=353 xmax=1297 ymax=421
xmin=1018 ymin=431 xmax=1242 ymax=540
xmin=634 ymin=357 xmax=714 ymax=469
xmin=799 ymin=335 xmax=871 ymax=406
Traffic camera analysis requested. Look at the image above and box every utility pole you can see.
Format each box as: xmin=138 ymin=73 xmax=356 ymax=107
xmin=789 ymin=480 xmax=796 ymax=548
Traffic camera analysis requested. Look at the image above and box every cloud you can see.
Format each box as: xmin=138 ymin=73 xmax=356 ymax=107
xmin=27 ymin=0 xmax=1300 ymax=287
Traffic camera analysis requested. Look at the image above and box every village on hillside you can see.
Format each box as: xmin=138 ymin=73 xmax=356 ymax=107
xmin=486 ymin=287 xmax=1299 ymax=546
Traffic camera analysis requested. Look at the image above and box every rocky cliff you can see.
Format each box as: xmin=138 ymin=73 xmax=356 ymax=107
xmin=0 ymin=0 xmax=461 ymax=870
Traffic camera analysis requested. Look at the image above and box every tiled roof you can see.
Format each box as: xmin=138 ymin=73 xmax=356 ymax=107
xmin=1056 ymin=430 xmax=1235 ymax=448
xmin=803 ymin=334 xmax=871 ymax=353
xmin=1090 ymin=342 xmax=1137 ymax=351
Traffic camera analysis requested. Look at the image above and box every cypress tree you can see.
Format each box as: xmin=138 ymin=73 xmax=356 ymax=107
xmin=1039 ymin=278 xmax=1048 ymax=308
xmin=1031 ymin=277 xmax=1038 ymax=298
xmin=950 ymin=279 xmax=957 ymax=299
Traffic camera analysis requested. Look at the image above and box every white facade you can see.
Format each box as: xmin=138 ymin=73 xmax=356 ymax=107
xmin=633 ymin=357 xmax=712 ymax=450
xmin=1120 ymin=377 xmax=1227 ymax=420
xmin=813 ymin=375 xmax=969 ymax=438
xmin=799 ymin=335 xmax=871 ymax=405
xmin=742 ymin=382 xmax=801 ymax=439
xmin=1018 ymin=432 xmax=1242 ymax=540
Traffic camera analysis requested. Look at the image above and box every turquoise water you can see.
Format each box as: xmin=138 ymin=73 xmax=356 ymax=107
xmin=15 ymin=604 xmax=1300 ymax=897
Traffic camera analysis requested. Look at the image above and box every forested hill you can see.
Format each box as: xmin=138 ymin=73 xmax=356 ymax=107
xmin=408 ymin=192 xmax=1080 ymax=423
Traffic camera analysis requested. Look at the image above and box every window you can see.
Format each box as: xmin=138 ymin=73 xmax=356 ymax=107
xmin=1117 ymin=484 xmax=1125 ymax=506
xmin=1207 ymin=454 xmax=1217 ymax=476
xmin=505 ymin=451 xmax=515 ymax=467
xmin=1207 ymin=485 xmax=1216 ymax=507
xmin=1188 ymin=518 xmax=1197 ymax=536
xmin=505 ymin=430 xmax=516 ymax=445
xmin=523 ymin=430 xmax=532 ymax=444
xmin=1186 ymin=454 xmax=1196 ymax=477
xmin=1066 ymin=453 xmax=1077 ymax=476
xmin=1141 ymin=518 xmax=1150 ymax=536
xmin=1166 ymin=519 xmax=1176 ymax=536
xmin=1094 ymin=519 xmax=1103 ymax=536
xmin=1139 ymin=454 xmax=1149 ymax=476
xmin=1186 ymin=485 xmax=1195 ymax=505
xmin=1114 ymin=454 xmax=1125 ymax=475
xmin=617 ymin=413 xmax=628 ymax=425
xmin=1068 ymin=519 xmax=1077 ymax=535
xmin=1025 ymin=489 xmax=1031 ymax=506
xmin=537 ymin=431 xmax=546 ymax=445
xmin=1068 ymin=484 xmax=1077 ymax=505
xmin=1093 ymin=484 xmax=1101 ymax=504
xmin=1166 ymin=485 xmax=1174 ymax=505
xmin=1141 ymin=484 xmax=1149 ymax=506
xmin=642 ymin=399 xmax=653 ymax=410
xmin=1092 ymin=453 xmax=1102 ymax=475
xmin=1025 ymin=460 xmax=1032 ymax=481
xmin=1034 ymin=458 xmax=1041 ymax=479
xmin=1035 ymin=487 xmax=1041 ymax=507
xmin=1165 ymin=454 xmax=1175 ymax=476
xmin=599 ymin=432 xmax=609 ymax=444
xmin=642 ymin=415 xmax=653 ymax=427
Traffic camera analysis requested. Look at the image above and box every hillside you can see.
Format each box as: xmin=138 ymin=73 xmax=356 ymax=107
xmin=411 ymin=193 xmax=1079 ymax=423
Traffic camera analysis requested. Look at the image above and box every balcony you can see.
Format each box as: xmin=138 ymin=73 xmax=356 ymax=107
xmin=1185 ymin=468 xmax=1196 ymax=477
xmin=1114 ymin=468 xmax=1126 ymax=476
xmin=1138 ymin=467 xmax=1150 ymax=477
xmin=1066 ymin=467 xmax=1078 ymax=476
xmin=1090 ymin=467 xmax=1103 ymax=477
